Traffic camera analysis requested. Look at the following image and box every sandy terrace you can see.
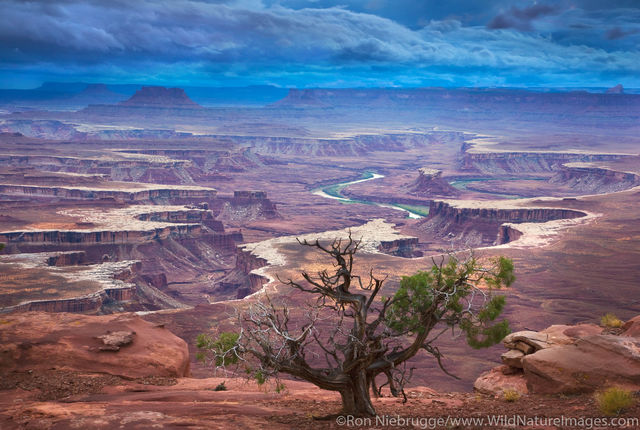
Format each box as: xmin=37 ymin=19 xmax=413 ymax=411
xmin=0 ymin=254 xmax=138 ymax=309
xmin=0 ymin=182 xmax=215 ymax=192
xmin=1 ymin=205 xmax=207 ymax=233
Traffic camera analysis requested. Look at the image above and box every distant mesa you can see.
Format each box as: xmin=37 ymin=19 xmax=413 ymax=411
xmin=606 ymin=84 xmax=624 ymax=94
xmin=120 ymin=86 xmax=202 ymax=108
xmin=69 ymin=83 xmax=128 ymax=104
xmin=270 ymin=88 xmax=330 ymax=108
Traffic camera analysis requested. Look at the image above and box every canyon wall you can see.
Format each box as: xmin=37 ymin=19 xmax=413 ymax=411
xmin=418 ymin=201 xmax=586 ymax=247
xmin=5 ymin=287 xmax=135 ymax=313
xmin=378 ymin=237 xmax=421 ymax=258
xmin=550 ymin=163 xmax=640 ymax=193
xmin=215 ymin=191 xmax=280 ymax=222
xmin=0 ymin=224 xmax=204 ymax=246
xmin=462 ymin=151 xmax=628 ymax=174
xmin=211 ymin=248 xmax=269 ymax=300
xmin=0 ymin=184 xmax=216 ymax=204
xmin=0 ymin=153 xmax=196 ymax=184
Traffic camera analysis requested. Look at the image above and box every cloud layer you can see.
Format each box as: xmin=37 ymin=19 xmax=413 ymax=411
xmin=0 ymin=0 xmax=639 ymax=88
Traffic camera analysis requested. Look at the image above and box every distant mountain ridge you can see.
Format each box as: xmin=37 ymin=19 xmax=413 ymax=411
xmin=272 ymin=87 xmax=640 ymax=111
xmin=0 ymin=83 xmax=288 ymax=109
xmin=119 ymin=86 xmax=201 ymax=108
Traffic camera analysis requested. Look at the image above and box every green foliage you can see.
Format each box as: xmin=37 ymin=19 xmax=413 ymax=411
xmin=196 ymin=332 xmax=240 ymax=367
xmin=214 ymin=381 xmax=227 ymax=391
xmin=243 ymin=366 xmax=268 ymax=385
xmin=601 ymin=313 xmax=624 ymax=328
xmin=386 ymin=254 xmax=514 ymax=349
xmin=596 ymin=387 xmax=635 ymax=416
xmin=275 ymin=381 xmax=287 ymax=394
xmin=387 ymin=270 xmax=435 ymax=334
xmin=0 ymin=243 xmax=4 ymax=252
xmin=254 ymin=369 xmax=267 ymax=385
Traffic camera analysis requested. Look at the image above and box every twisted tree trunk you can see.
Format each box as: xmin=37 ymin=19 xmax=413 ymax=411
xmin=339 ymin=371 xmax=376 ymax=416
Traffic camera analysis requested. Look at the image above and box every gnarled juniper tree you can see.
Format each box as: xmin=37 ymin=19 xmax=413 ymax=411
xmin=197 ymin=234 xmax=514 ymax=417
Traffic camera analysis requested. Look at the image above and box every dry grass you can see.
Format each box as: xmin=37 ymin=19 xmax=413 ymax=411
xmin=503 ymin=389 xmax=521 ymax=403
xmin=596 ymin=387 xmax=635 ymax=416
xmin=601 ymin=313 xmax=624 ymax=328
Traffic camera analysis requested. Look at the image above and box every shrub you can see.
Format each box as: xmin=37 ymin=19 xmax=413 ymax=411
xmin=596 ymin=387 xmax=634 ymax=416
xmin=214 ymin=381 xmax=227 ymax=391
xmin=275 ymin=382 xmax=287 ymax=394
xmin=503 ymin=389 xmax=520 ymax=402
xmin=601 ymin=313 xmax=623 ymax=328
xmin=195 ymin=332 xmax=240 ymax=366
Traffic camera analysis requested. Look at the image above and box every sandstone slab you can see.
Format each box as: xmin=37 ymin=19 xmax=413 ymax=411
xmin=522 ymin=335 xmax=640 ymax=394
xmin=503 ymin=330 xmax=557 ymax=351
xmin=0 ymin=312 xmax=189 ymax=378
xmin=501 ymin=349 xmax=525 ymax=368
xmin=541 ymin=323 xmax=602 ymax=341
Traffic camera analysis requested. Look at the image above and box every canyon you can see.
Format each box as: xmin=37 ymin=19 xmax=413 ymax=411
xmin=0 ymin=85 xmax=639 ymax=406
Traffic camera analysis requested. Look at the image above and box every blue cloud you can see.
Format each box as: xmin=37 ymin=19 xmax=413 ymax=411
xmin=0 ymin=0 xmax=638 ymax=88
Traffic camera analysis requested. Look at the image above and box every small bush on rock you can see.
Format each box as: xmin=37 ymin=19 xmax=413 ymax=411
xmin=601 ymin=313 xmax=623 ymax=328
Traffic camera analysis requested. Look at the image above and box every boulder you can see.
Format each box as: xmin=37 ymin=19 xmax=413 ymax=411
xmin=474 ymin=366 xmax=528 ymax=396
xmin=503 ymin=331 xmax=558 ymax=351
xmin=0 ymin=312 xmax=190 ymax=378
xmin=501 ymin=349 xmax=525 ymax=368
xmin=97 ymin=330 xmax=136 ymax=351
xmin=522 ymin=335 xmax=640 ymax=394
xmin=513 ymin=341 xmax=535 ymax=355
xmin=622 ymin=316 xmax=640 ymax=337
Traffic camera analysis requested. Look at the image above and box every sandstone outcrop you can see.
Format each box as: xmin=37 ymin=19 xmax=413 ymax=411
xmin=0 ymin=312 xmax=190 ymax=378
xmin=215 ymin=191 xmax=280 ymax=222
xmin=212 ymin=248 xmax=269 ymax=300
xmin=408 ymin=168 xmax=460 ymax=197
xmin=475 ymin=319 xmax=640 ymax=396
xmin=377 ymin=237 xmax=420 ymax=257
xmin=46 ymin=251 xmax=86 ymax=266
xmin=418 ymin=200 xmax=586 ymax=247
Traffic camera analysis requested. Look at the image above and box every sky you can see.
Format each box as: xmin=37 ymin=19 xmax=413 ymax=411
xmin=0 ymin=0 xmax=639 ymax=89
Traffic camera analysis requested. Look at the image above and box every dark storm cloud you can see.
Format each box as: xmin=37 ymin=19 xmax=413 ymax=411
xmin=488 ymin=4 xmax=560 ymax=31
xmin=606 ymin=26 xmax=640 ymax=40
xmin=0 ymin=0 xmax=639 ymax=88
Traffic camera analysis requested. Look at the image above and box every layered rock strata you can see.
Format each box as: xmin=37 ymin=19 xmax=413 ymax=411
xmin=215 ymin=191 xmax=280 ymax=222
xmin=462 ymin=151 xmax=629 ymax=174
xmin=408 ymin=168 xmax=460 ymax=197
xmin=418 ymin=200 xmax=587 ymax=247
xmin=550 ymin=162 xmax=640 ymax=193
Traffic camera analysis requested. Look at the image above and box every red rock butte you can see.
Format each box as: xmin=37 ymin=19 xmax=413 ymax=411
xmin=119 ymin=86 xmax=201 ymax=108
